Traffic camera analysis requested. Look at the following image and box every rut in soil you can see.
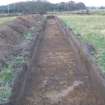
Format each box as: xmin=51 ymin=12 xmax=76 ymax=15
xmin=20 ymin=18 xmax=105 ymax=105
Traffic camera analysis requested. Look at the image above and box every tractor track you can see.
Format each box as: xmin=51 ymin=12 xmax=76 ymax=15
xmin=13 ymin=17 xmax=105 ymax=105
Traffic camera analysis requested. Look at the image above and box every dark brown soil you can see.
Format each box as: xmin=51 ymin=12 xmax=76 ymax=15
xmin=0 ymin=15 xmax=46 ymax=105
xmin=18 ymin=18 xmax=105 ymax=105
xmin=0 ymin=15 xmax=43 ymax=67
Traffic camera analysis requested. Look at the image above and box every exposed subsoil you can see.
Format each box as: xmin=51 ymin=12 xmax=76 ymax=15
xmin=19 ymin=18 xmax=105 ymax=105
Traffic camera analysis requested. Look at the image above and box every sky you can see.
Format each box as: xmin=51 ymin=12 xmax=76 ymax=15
xmin=0 ymin=0 xmax=105 ymax=7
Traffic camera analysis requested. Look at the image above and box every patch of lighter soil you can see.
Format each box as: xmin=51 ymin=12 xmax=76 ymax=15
xmin=45 ymin=80 xmax=83 ymax=103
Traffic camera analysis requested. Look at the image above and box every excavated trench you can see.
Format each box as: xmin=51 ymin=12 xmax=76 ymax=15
xmin=5 ymin=17 xmax=105 ymax=105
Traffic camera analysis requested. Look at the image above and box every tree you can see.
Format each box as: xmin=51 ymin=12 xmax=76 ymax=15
xmin=0 ymin=1 xmax=87 ymax=14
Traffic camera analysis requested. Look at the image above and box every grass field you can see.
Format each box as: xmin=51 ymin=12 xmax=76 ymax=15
xmin=0 ymin=16 xmax=16 ymax=26
xmin=60 ymin=15 xmax=105 ymax=73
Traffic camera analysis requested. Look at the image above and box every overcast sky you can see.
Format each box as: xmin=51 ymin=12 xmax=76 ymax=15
xmin=0 ymin=0 xmax=105 ymax=7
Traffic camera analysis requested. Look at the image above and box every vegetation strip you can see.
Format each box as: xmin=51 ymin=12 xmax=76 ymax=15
xmin=0 ymin=31 xmax=32 ymax=103
xmin=60 ymin=15 xmax=105 ymax=73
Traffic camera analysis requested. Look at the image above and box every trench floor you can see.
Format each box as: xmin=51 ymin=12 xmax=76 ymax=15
xmin=22 ymin=19 xmax=105 ymax=105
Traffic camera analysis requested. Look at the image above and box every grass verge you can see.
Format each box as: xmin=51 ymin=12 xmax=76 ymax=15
xmin=60 ymin=15 xmax=105 ymax=73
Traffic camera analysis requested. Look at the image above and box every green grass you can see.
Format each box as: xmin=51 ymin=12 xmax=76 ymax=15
xmin=0 ymin=64 xmax=13 ymax=103
xmin=24 ymin=31 xmax=33 ymax=40
xmin=60 ymin=15 xmax=105 ymax=73
xmin=0 ymin=55 xmax=26 ymax=104
xmin=0 ymin=16 xmax=16 ymax=26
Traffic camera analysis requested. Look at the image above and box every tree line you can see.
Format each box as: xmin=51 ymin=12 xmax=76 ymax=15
xmin=0 ymin=1 xmax=87 ymax=14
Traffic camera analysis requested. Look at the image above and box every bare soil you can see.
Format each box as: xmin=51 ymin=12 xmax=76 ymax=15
xmin=0 ymin=15 xmax=46 ymax=105
xmin=19 ymin=18 xmax=105 ymax=105
xmin=0 ymin=15 xmax=43 ymax=68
